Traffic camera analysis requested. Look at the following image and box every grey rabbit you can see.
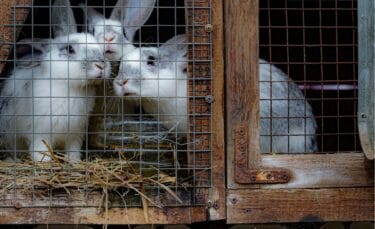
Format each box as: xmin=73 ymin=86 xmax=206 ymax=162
xmin=113 ymin=35 xmax=318 ymax=153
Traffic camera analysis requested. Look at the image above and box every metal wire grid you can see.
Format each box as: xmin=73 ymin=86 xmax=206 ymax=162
xmin=0 ymin=0 xmax=212 ymax=208
xmin=259 ymin=0 xmax=359 ymax=153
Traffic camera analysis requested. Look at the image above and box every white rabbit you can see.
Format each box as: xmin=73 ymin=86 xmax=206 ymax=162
xmin=80 ymin=0 xmax=156 ymax=61
xmin=113 ymin=34 xmax=318 ymax=153
xmin=78 ymin=0 xmax=156 ymax=147
xmin=0 ymin=0 xmax=111 ymax=162
xmin=80 ymin=0 xmax=156 ymax=114
xmin=113 ymin=34 xmax=189 ymax=133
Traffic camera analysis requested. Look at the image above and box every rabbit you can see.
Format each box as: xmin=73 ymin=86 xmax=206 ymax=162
xmin=78 ymin=0 xmax=156 ymax=148
xmin=79 ymin=0 xmax=156 ymax=109
xmin=80 ymin=0 xmax=156 ymax=61
xmin=259 ymin=59 xmax=318 ymax=153
xmin=0 ymin=0 xmax=111 ymax=162
xmin=0 ymin=34 xmax=111 ymax=162
xmin=113 ymin=34 xmax=188 ymax=133
xmin=113 ymin=34 xmax=318 ymax=153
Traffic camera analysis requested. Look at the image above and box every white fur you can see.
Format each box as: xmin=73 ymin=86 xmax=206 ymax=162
xmin=0 ymin=34 xmax=111 ymax=162
xmin=81 ymin=0 xmax=155 ymax=61
xmin=89 ymin=18 xmax=127 ymax=60
xmin=113 ymin=35 xmax=317 ymax=153
xmin=81 ymin=0 xmax=156 ymax=135
xmin=114 ymin=56 xmax=187 ymax=132
xmin=113 ymin=35 xmax=188 ymax=133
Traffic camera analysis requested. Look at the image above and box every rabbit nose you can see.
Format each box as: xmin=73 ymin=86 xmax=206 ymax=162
xmin=105 ymin=35 xmax=115 ymax=42
xmin=95 ymin=63 xmax=105 ymax=70
xmin=120 ymin=79 xmax=129 ymax=86
xmin=115 ymin=79 xmax=128 ymax=87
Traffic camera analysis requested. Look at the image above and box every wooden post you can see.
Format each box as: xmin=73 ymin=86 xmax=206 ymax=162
xmin=0 ymin=0 xmax=32 ymax=74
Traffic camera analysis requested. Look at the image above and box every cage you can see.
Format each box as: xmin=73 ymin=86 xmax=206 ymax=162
xmin=225 ymin=0 xmax=373 ymax=224
xmin=0 ymin=0 xmax=373 ymax=226
xmin=0 ymin=0 xmax=225 ymax=225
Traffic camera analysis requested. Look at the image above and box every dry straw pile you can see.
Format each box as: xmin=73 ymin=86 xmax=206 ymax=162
xmin=0 ymin=140 xmax=183 ymax=209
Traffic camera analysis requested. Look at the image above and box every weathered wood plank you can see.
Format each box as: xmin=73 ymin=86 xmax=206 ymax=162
xmin=0 ymin=206 xmax=206 ymax=224
xmin=260 ymin=153 xmax=374 ymax=189
xmin=225 ymin=0 xmax=261 ymax=188
xmin=227 ymin=188 xmax=374 ymax=223
xmin=228 ymin=153 xmax=374 ymax=189
xmin=0 ymin=0 xmax=32 ymax=74
xmin=208 ymin=0 xmax=226 ymax=220
xmin=0 ymin=188 xmax=206 ymax=224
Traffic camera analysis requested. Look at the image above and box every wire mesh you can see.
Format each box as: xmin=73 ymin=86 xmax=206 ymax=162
xmin=0 ymin=0 xmax=213 ymax=209
xmin=259 ymin=0 xmax=359 ymax=153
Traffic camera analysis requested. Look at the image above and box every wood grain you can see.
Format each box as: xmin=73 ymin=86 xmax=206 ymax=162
xmin=0 ymin=188 xmax=208 ymax=224
xmin=0 ymin=0 xmax=32 ymax=74
xmin=0 ymin=206 xmax=206 ymax=224
xmin=208 ymin=0 xmax=226 ymax=221
xmin=228 ymin=153 xmax=374 ymax=189
xmin=225 ymin=0 xmax=261 ymax=188
xmin=227 ymin=188 xmax=375 ymax=223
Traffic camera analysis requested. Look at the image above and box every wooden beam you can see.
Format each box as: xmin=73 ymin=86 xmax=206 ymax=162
xmin=209 ymin=0 xmax=226 ymax=221
xmin=229 ymin=153 xmax=374 ymax=189
xmin=227 ymin=188 xmax=374 ymax=223
xmin=0 ymin=206 xmax=206 ymax=224
xmin=225 ymin=0 xmax=261 ymax=188
xmin=0 ymin=0 xmax=32 ymax=74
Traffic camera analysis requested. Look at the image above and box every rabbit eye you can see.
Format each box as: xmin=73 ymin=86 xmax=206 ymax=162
xmin=63 ymin=45 xmax=75 ymax=55
xmin=147 ymin=56 xmax=156 ymax=66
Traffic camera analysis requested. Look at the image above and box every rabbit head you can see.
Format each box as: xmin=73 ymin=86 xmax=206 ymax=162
xmin=51 ymin=0 xmax=111 ymax=84
xmin=113 ymin=34 xmax=187 ymax=99
xmin=15 ymin=38 xmax=50 ymax=68
xmin=81 ymin=0 xmax=156 ymax=60
xmin=44 ymin=34 xmax=111 ymax=84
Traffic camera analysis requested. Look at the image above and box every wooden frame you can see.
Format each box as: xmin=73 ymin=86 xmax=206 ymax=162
xmin=358 ymin=0 xmax=375 ymax=160
xmin=225 ymin=0 xmax=374 ymax=223
xmin=0 ymin=0 xmax=225 ymax=224
xmin=0 ymin=0 xmax=31 ymax=73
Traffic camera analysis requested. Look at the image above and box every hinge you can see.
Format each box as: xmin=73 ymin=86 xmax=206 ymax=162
xmin=234 ymin=124 xmax=291 ymax=184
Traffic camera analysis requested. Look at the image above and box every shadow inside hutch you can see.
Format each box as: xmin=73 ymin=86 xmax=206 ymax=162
xmin=259 ymin=0 xmax=360 ymax=153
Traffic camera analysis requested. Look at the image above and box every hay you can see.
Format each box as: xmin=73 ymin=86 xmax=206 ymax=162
xmin=0 ymin=143 xmax=183 ymax=208
xmin=0 ymin=112 xmax=190 ymax=223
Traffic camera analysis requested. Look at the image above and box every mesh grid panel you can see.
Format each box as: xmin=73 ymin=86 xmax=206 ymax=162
xmin=259 ymin=0 xmax=359 ymax=153
xmin=0 ymin=0 xmax=212 ymax=208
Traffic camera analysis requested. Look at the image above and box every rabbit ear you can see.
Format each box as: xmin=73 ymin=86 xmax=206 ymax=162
xmin=15 ymin=39 xmax=50 ymax=68
xmin=160 ymin=34 xmax=188 ymax=72
xmin=118 ymin=0 xmax=156 ymax=42
xmin=79 ymin=3 xmax=103 ymax=33
xmin=110 ymin=0 xmax=123 ymax=21
xmin=52 ymin=0 xmax=77 ymax=37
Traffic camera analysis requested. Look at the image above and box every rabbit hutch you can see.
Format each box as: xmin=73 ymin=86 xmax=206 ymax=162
xmin=0 ymin=0 xmax=373 ymax=226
